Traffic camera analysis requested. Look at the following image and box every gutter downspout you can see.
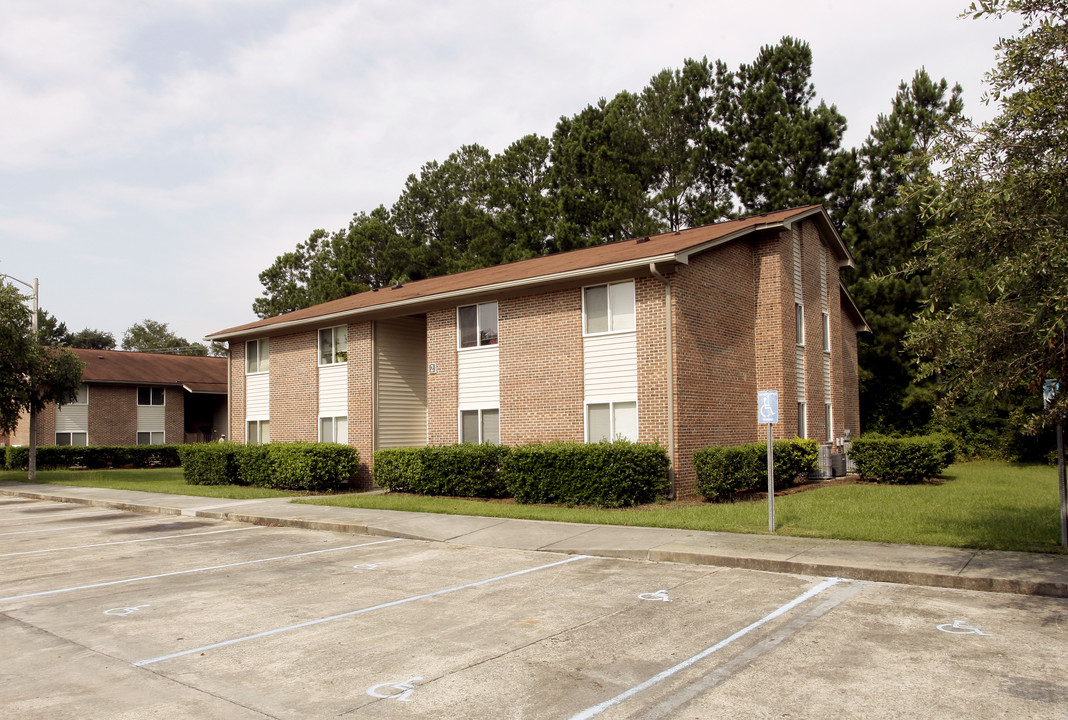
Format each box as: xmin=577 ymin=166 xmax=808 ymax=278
xmin=649 ymin=263 xmax=676 ymax=499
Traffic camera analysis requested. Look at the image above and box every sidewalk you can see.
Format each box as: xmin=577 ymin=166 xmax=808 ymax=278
xmin=2 ymin=482 xmax=1065 ymax=598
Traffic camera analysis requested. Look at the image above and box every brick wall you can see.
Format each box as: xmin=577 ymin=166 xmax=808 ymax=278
xmin=229 ymin=341 xmax=246 ymax=443
xmin=87 ymin=385 xmax=138 ymax=445
xmin=839 ymin=297 xmax=862 ymax=437
xmin=269 ymin=330 xmax=318 ymax=443
xmin=427 ymin=309 xmax=459 ymax=445
xmin=12 ymin=403 xmax=54 ymax=446
xmin=636 ymin=275 xmax=669 ymax=449
xmin=347 ymin=321 xmax=375 ymax=485
xmin=801 ymin=220 xmax=827 ymax=443
xmin=754 ymin=232 xmax=792 ymax=441
xmin=499 ymin=288 xmax=584 ymax=445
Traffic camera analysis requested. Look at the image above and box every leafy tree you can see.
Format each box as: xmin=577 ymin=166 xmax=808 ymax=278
xmin=728 ymin=37 xmax=849 ymax=213
xmin=121 ymin=319 xmax=209 ymax=356
xmin=0 ymin=282 xmax=83 ymax=437
xmin=252 ymin=240 xmax=315 ymax=318
xmin=905 ymin=0 xmax=1068 ymax=431
xmin=35 ymin=309 xmax=70 ymax=346
xmin=487 ymin=134 xmax=557 ymax=261
xmin=68 ymin=328 xmax=116 ymax=350
xmin=848 ymin=69 xmax=965 ymax=433
xmin=550 ymin=91 xmax=661 ymax=251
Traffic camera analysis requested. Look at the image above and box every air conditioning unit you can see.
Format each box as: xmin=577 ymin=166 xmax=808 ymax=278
xmin=810 ymin=443 xmax=834 ymax=480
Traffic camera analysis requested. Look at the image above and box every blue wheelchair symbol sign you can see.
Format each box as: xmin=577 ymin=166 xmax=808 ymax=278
xmin=758 ymin=391 xmax=779 ymax=424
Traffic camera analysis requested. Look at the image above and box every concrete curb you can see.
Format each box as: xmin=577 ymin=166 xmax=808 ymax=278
xmin=2 ymin=484 xmax=1065 ymax=598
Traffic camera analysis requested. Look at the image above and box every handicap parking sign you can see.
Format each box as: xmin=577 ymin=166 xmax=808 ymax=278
xmin=758 ymin=391 xmax=779 ymax=424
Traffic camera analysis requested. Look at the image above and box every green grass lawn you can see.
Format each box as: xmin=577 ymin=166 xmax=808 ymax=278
xmin=0 ymin=467 xmax=302 ymax=499
xmin=298 ymin=461 xmax=1066 ymax=554
xmin=1 ymin=461 xmax=1063 ymax=553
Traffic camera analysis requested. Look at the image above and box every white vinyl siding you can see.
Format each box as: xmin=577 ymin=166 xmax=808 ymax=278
xmin=137 ymin=405 xmax=166 ymax=436
xmin=246 ymin=372 xmax=270 ymax=420
xmin=375 ymin=317 xmax=428 ymax=449
xmin=318 ymin=363 xmax=347 ymax=417
xmin=55 ymin=403 xmax=88 ymax=435
xmin=458 ymin=346 xmax=500 ymax=407
xmin=583 ymin=332 xmax=637 ymax=403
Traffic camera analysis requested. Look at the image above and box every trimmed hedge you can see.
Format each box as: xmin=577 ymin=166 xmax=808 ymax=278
xmin=693 ymin=438 xmax=819 ymax=501
xmin=263 ymin=442 xmax=360 ymax=492
xmin=373 ymin=444 xmax=510 ymax=497
xmin=848 ymin=433 xmax=955 ymax=484
xmin=5 ymin=444 xmax=182 ymax=471
xmin=500 ymin=440 xmax=670 ymax=508
xmin=177 ymin=443 xmax=243 ymax=485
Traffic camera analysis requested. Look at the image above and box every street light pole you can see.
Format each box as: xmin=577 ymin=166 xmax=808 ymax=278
xmin=1 ymin=273 xmax=39 ymax=481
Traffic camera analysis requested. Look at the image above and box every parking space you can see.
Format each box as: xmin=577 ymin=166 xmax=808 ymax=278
xmin=1 ymin=499 xmax=1065 ymax=719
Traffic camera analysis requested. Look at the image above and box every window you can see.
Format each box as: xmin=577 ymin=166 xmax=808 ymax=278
xmin=796 ymin=303 xmax=805 ymax=346
xmin=822 ymin=311 xmax=831 ymax=353
xmin=586 ymin=401 xmax=637 ymax=442
xmin=247 ymin=338 xmax=270 ymax=373
xmin=319 ymin=326 xmax=348 ymax=365
xmin=458 ymin=302 xmax=498 ymax=348
xmin=67 ymin=384 xmax=88 ymax=405
xmin=825 ymin=403 xmax=833 ymax=442
xmin=584 ymin=281 xmax=636 ymax=334
xmin=320 ymin=416 xmax=348 ymax=444
xmin=136 ymin=431 xmax=165 ymax=445
xmin=460 ymin=408 xmax=499 ymax=444
xmin=137 ymin=386 xmax=165 ymax=406
xmin=55 ymin=432 xmax=87 ymax=446
xmin=798 ymin=402 xmax=807 ymax=439
xmin=247 ymin=419 xmax=270 ymax=445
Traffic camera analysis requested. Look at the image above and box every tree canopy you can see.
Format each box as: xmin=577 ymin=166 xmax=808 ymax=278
xmin=905 ymin=0 xmax=1068 ymax=432
xmin=0 ymin=283 xmax=84 ymax=436
xmin=121 ymin=319 xmax=210 ymax=356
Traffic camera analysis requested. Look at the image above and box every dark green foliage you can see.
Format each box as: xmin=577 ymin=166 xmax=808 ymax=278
xmin=178 ymin=443 xmax=243 ymax=485
xmin=693 ymin=438 xmax=819 ymax=501
xmin=500 ymin=441 xmax=670 ymax=508
xmin=5 ymin=444 xmax=182 ymax=471
xmin=848 ymin=434 xmax=953 ymax=483
xmin=373 ymin=444 xmax=511 ymax=497
xmin=264 ymin=443 xmax=360 ymax=491
xmin=235 ymin=444 xmax=272 ymax=487
xmin=121 ymin=319 xmax=208 ymax=356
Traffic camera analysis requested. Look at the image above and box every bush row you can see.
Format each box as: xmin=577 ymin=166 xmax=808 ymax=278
xmin=374 ymin=441 xmax=671 ymax=508
xmin=692 ymin=438 xmax=819 ymax=500
xmin=4 ymin=444 xmax=182 ymax=471
xmin=848 ymin=433 xmax=956 ymax=483
xmin=178 ymin=442 xmax=360 ymax=491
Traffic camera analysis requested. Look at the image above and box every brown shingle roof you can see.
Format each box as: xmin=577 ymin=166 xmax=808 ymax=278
xmin=72 ymin=349 xmax=227 ymax=393
xmin=208 ymin=205 xmax=851 ymax=340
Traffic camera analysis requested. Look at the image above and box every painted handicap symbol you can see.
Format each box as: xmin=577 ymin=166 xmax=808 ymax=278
xmin=367 ymin=676 xmax=422 ymax=702
xmin=937 ymin=620 xmax=991 ymax=636
xmin=638 ymin=589 xmax=671 ymax=602
xmin=104 ymin=604 xmax=150 ymax=617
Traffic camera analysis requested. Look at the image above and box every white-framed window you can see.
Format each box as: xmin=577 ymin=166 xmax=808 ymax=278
xmin=796 ymin=303 xmax=805 ymax=346
xmin=246 ymin=338 xmax=270 ymax=374
xmin=583 ymin=280 xmax=636 ymax=335
xmin=319 ymin=326 xmax=348 ymax=365
xmin=320 ymin=416 xmax=348 ymax=444
xmin=458 ymin=302 xmax=498 ymax=349
xmin=586 ymin=400 xmax=637 ymax=442
xmin=55 ymin=432 xmax=87 ymax=447
xmin=137 ymin=386 xmax=165 ymax=406
xmin=137 ymin=431 xmax=165 ymax=445
xmin=460 ymin=408 xmax=500 ymax=444
xmin=825 ymin=403 xmax=833 ymax=443
xmin=822 ymin=311 xmax=831 ymax=353
xmin=65 ymin=384 xmax=88 ymax=405
xmin=247 ymin=419 xmax=270 ymax=445
xmin=798 ymin=402 xmax=807 ymax=439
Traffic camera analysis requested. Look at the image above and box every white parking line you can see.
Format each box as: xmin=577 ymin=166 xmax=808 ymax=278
xmin=567 ymin=577 xmax=845 ymax=720
xmin=132 ymin=554 xmax=592 ymax=667
xmin=0 ymin=537 xmax=404 ymax=604
xmin=0 ymin=525 xmax=265 ymax=558
xmin=0 ymin=516 xmax=164 ymax=538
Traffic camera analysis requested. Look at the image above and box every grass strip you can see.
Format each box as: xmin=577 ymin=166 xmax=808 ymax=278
xmin=0 ymin=468 xmax=301 ymax=499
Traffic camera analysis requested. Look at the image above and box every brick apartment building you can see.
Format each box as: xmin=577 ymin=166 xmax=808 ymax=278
xmin=8 ymin=349 xmax=228 ymax=448
xmin=207 ymin=205 xmax=868 ymax=497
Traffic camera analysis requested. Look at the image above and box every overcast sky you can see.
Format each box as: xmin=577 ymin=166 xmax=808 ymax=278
xmin=1 ymin=0 xmax=1017 ymax=347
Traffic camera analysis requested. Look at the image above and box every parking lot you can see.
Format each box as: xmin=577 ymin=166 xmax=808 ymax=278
xmin=1 ymin=496 xmax=1066 ymax=719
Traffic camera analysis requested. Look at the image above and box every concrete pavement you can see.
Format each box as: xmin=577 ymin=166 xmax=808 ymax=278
xmin=2 ymin=481 xmax=1065 ymax=598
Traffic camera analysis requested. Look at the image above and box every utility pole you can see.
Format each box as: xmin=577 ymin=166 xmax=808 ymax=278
xmin=1 ymin=272 xmax=39 ymax=481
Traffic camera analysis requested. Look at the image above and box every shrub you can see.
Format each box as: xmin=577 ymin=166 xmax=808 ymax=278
xmin=693 ymin=438 xmax=819 ymax=501
xmin=373 ymin=444 xmax=510 ymax=497
xmin=178 ymin=443 xmax=243 ymax=485
xmin=264 ymin=442 xmax=359 ymax=492
xmin=235 ymin=444 xmax=273 ymax=487
xmin=500 ymin=440 xmax=670 ymax=508
xmin=4 ymin=445 xmax=182 ymax=471
xmin=848 ymin=434 xmax=952 ymax=484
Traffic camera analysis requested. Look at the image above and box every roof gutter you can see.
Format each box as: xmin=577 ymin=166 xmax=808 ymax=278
xmin=648 ymin=262 xmax=676 ymax=499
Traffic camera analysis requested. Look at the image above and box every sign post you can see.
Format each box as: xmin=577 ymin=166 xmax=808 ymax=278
xmin=758 ymin=391 xmax=779 ymax=533
xmin=1044 ymin=380 xmax=1067 ymax=549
